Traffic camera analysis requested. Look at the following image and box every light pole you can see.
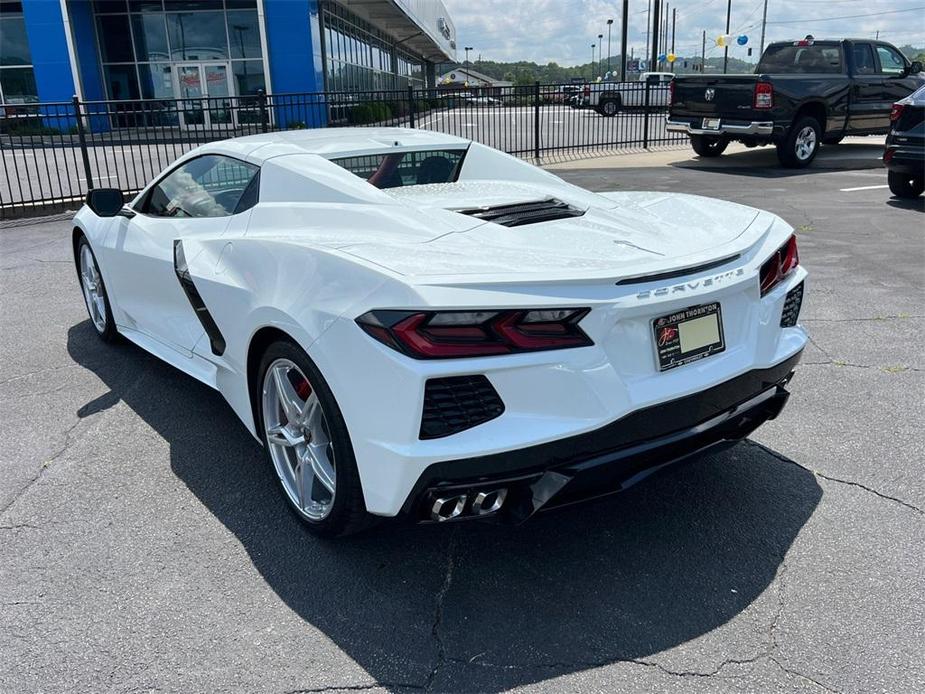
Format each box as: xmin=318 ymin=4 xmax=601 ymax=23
xmin=464 ymin=46 xmax=473 ymax=66
xmin=723 ymin=0 xmax=732 ymax=74
xmin=607 ymin=19 xmax=613 ymax=75
xmin=598 ymin=33 xmax=604 ymax=75
xmin=591 ymin=43 xmax=596 ymax=79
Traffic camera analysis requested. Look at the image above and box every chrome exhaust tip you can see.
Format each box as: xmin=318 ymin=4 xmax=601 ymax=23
xmin=472 ymin=488 xmax=507 ymax=516
xmin=430 ymin=494 xmax=467 ymax=522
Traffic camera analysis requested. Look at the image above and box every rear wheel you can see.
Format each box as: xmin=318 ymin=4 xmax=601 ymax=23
xmin=888 ymin=171 xmax=925 ymax=198
xmin=777 ymin=116 xmax=821 ymax=168
xmin=690 ymin=134 xmax=728 ymax=157
xmin=257 ymin=339 xmax=371 ymax=537
xmin=76 ymin=236 xmax=118 ymax=342
xmin=598 ymin=97 xmax=621 ymax=117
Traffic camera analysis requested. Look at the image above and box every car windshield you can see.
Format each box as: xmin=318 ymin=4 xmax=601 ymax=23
xmin=331 ymin=149 xmax=465 ymax=189
xmin=757 ymin=43 xmax=842 ymax=74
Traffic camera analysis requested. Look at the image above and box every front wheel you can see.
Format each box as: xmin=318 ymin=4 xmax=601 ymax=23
xmin=257 ymin=339 xmax=372 ymax=537
xmin=690 ymin=134 xmax=728 ymax=157
xmin=76 ymin=236 xmax=118 ymax=342
xmin=777 ymin=117 xmax=821 ymax=168
xmin=888 ymin=171 xmax=925 ymax=198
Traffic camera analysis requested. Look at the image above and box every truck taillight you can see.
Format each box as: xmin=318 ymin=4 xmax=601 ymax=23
xmin=669 ymin=79 xmax=675 ymax=105
xmin=583 ymin=85 xmax=590 ymax=97
xmin=890 ymin=103 xmax=904 ymax=122
xmin=754 ymin=82 xmax=773 ymax=109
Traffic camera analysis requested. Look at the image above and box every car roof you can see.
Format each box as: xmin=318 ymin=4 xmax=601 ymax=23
xmin=195 ymin=127 xmax=472 ymax=163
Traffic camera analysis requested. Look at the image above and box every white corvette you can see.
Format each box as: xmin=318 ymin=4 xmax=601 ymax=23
xmin=73 ymin=128 xmax=807 ymax=536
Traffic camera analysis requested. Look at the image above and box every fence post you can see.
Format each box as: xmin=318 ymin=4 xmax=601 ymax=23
xmin=73 ymin=95 xmax=94 ymax=191
xmin=407 ymin=84 xmax=416 ymax=128
xmin=257 ymin=88 xmax=269 ymax=133
xmin=533 ymin=81 xmax=541 ymax=162
xmin=642 ymin=81 xmax=651 ymax=149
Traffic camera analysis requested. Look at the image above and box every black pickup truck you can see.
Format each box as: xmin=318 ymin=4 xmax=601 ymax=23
xmin=667 ymin=38 xmax=924 ymax=167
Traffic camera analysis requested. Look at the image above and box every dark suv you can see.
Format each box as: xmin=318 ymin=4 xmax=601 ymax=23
xmin=885 ymin=84 xmax=925 ymax=198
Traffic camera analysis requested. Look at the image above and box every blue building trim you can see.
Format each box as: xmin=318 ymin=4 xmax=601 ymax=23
xmin=67 ymin=0 xmax=105 ymax=102
xmin=262 ymin=0 xmax=326 ymax=127
xmin=21 ymin=0 xmax=75 ymax=103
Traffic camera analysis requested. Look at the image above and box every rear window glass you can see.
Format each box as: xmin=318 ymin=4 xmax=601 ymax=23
xmin=331 ymin=149 xmax=465 ymax=189
xmin=757 ymin=43 xmax=842 ymax=74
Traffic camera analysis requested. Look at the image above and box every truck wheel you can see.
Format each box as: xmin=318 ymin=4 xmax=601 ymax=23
xmin=690 ymin=135 xmax=728 ymax=157
xmin=888 ymin=171 xmax=925 ymax=198
xmin=777 ymin=116 xmax=821 ymax=168
xmin=598 ymin=98 xmax=621 ymax=117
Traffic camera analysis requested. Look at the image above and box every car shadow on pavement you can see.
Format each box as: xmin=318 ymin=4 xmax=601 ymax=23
xmin=68 ymin=322 xmax=822 ymax=691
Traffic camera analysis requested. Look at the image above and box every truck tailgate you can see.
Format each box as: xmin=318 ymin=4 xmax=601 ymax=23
xmin=672 ymin=75 xmax=758 ymax=117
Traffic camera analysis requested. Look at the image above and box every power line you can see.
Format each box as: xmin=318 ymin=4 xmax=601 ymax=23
xmin=767 ymin=6 xmax=925 ymax=24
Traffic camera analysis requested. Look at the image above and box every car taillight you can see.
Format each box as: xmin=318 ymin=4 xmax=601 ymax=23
xmin=890 ymin=103 xmax=904 ymax=123
xmin=754 ymin=82 xmax=773 ymax=109
xmin=759 ymin=235 xmax=799 ymax=296
xmin=669 ymin=79 xmax=675 ymax=105
xmin=356 ymin=308 xmax=592 ymax=359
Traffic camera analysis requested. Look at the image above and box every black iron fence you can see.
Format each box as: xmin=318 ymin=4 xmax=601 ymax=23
xmin=1 ymin=82 xmax=683 ymax=218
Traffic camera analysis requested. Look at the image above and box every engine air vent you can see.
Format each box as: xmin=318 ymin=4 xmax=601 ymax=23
xmin=457 ymin=198 xmax=585 ymax=227
xmin=420 ymin=375 xmax=505 ymax=439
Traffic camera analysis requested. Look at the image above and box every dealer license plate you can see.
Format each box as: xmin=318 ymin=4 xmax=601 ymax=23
xmin=653 ymin=303 xmax=725 ymax=372
xmin=702 ymin=118 xmax=721 ymax=130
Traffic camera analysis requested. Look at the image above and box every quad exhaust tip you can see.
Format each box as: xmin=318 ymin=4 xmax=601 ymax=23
xmin=430 ymin=488 xmax=508 ymax=522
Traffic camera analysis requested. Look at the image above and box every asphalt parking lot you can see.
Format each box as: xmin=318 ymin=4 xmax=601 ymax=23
xmin=1 ymin=149 xmax=923 ymax=693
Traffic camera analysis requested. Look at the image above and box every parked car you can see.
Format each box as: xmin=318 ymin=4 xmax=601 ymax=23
xmin=587 ymin=72 xmax=674 ymax=116
xmin=668 ymin=38 xmax=924 ymax=167
xmin=463 ymin=95 xmax=502 ymax=107
xmin=73 ymin=128 xmax=807 ymax=537
xmin=884 ymin=84 xmax=925 ymax=198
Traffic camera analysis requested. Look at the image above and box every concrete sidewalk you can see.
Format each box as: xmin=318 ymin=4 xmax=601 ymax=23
xmin=544 ymin=136 xmax=886 ymax=171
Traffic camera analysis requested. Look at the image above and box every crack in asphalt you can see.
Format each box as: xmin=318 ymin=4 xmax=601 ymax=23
xmin=802 ymin=315 xmax=922 ymax=323
xmin=286 ymin=684 xmax=421 ymax=693
xmin=799 ymin=361 xmax=923 ymax=373
xmin=745 ymin=441 xmax=923 ymax=516
xmin=423 ymin=531 xmax=458 ymax=691
xmin=769 ymin=657 xmax=841 ymax=693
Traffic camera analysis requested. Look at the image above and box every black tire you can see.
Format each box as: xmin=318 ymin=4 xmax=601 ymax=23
xmin=690 ymin=134 xmax=728 ymax=157
xmin=777 ymin=116 xmax=821 ymax=168
xmin=888 ymin=171 xmax=925 ymax=198
xmin=75 ymin=235 xmax=118 ymax=342
xmin=598 ymin=97 xmax=621 ymax=117
xmin=256 ymin=339 xmax=372 ymax=538
xmin=822 ymin=134 xmax=844 ymax=145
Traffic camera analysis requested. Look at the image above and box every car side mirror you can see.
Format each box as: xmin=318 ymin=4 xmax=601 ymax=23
xmin=909 ymin=61 xmax=923 ymax=75
xmin=86 ymin=188 xmax=126 ymax=217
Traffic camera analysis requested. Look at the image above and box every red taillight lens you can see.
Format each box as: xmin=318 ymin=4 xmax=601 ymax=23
xmin=759 ymin=235 xmax=799 ymax=296
xmin=356 ymin=308 xmax=592 ymax=359
xmin=583 ymin=85 xmax=590 ymax=97
xmin=890 ymin=103 xmax=904 ymax=123
xmin=754 ymin=82 xmax=773 ymax=109
xmin=669 ymin=79 xmax=676 ymax=105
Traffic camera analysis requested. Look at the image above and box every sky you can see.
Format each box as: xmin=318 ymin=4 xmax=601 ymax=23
xmin=441 ymin=0 xmax=925 ymax=66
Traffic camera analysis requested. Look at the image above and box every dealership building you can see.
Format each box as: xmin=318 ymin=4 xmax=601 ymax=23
xmin=0 ymin=0 xmax=457 ymax=108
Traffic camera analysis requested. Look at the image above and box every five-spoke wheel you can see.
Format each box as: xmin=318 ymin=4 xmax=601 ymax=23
xmin=76 ymin=236 xmax=117 ymax=341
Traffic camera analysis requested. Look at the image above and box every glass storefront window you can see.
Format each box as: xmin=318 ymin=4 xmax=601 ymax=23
xmin=231 ymin=60 xmax=264 ymax=95
xmin=0 ymin=67 xmax=38 ymax=104
xmin=131 ymin=13 xmax=169 ymax=61
xmin=226 ymin=10 xmax=260 ymax=59
xmin=103 ymin=64 xmax=141 ymax=100
xmin=97 ymin=14 xmax=134 ymax=62
xmin=0 ymin=12 xmax=31 ymax=65
xmin=0 ymin=3 xmax=38 ymax=105
xmin=167 ymin=11 xmax=228 ymax=60
xmin=139 ymin=63 xmax=175 ymax=98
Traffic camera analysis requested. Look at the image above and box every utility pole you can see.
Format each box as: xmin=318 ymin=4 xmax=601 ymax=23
xmin=671 ymin=7 xmax=676 ymax=72
xmin=645 ymin=0 xmax=651 ymax=69
xmin=464 ymin=46 xmax=472 ymax=65
xmin=759 ymin=0 xmax=768 ymax=56
xmin=620 ymin=0 xmax=629 ymax=80
xmin=607 ymin=19 xmax=613 ymax=74
xmin=702 ymin=29 xmax=706 ymax=73
xmin=598 ymin=33 xmax=604 ymax=75
xmin=591 ymin=43 xmax=596 ymax=79
xmin=649 ymin=0 xmax=660 ymax=73
xmin=723 ymin=0 xmax=732 ymax=74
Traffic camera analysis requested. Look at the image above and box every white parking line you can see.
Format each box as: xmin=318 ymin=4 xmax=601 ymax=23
xmin=839 ymin=184 xmax=889 ymax=192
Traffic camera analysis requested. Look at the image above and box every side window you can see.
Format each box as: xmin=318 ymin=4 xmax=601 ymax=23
xmin=853 ymin=44 xmax=876 ymax=75
xmin=143 ymin=154 xmax=259 ymax=218
xmin=876 ymin=45 xmax=906 ymax=75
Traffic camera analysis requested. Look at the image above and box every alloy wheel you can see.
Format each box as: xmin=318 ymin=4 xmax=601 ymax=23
xmin=795 ymin=125 xmax=817 ymax=161
xmin=262 ymin=358 xmax=337 ymax=521
xmin=79 ymin=244 xmax=107 ymax=333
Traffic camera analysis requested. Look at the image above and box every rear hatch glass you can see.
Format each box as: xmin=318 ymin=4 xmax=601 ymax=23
xmin=757 ymin=42 xmax=842 ymax=73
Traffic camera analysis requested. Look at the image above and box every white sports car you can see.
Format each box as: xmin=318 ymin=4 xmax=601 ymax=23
xmin=73 ymin=128 xmax=807 ymax=536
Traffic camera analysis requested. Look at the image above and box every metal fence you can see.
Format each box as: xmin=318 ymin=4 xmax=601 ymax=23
xmin=0 ymin=82 xmax=683 ymax=218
